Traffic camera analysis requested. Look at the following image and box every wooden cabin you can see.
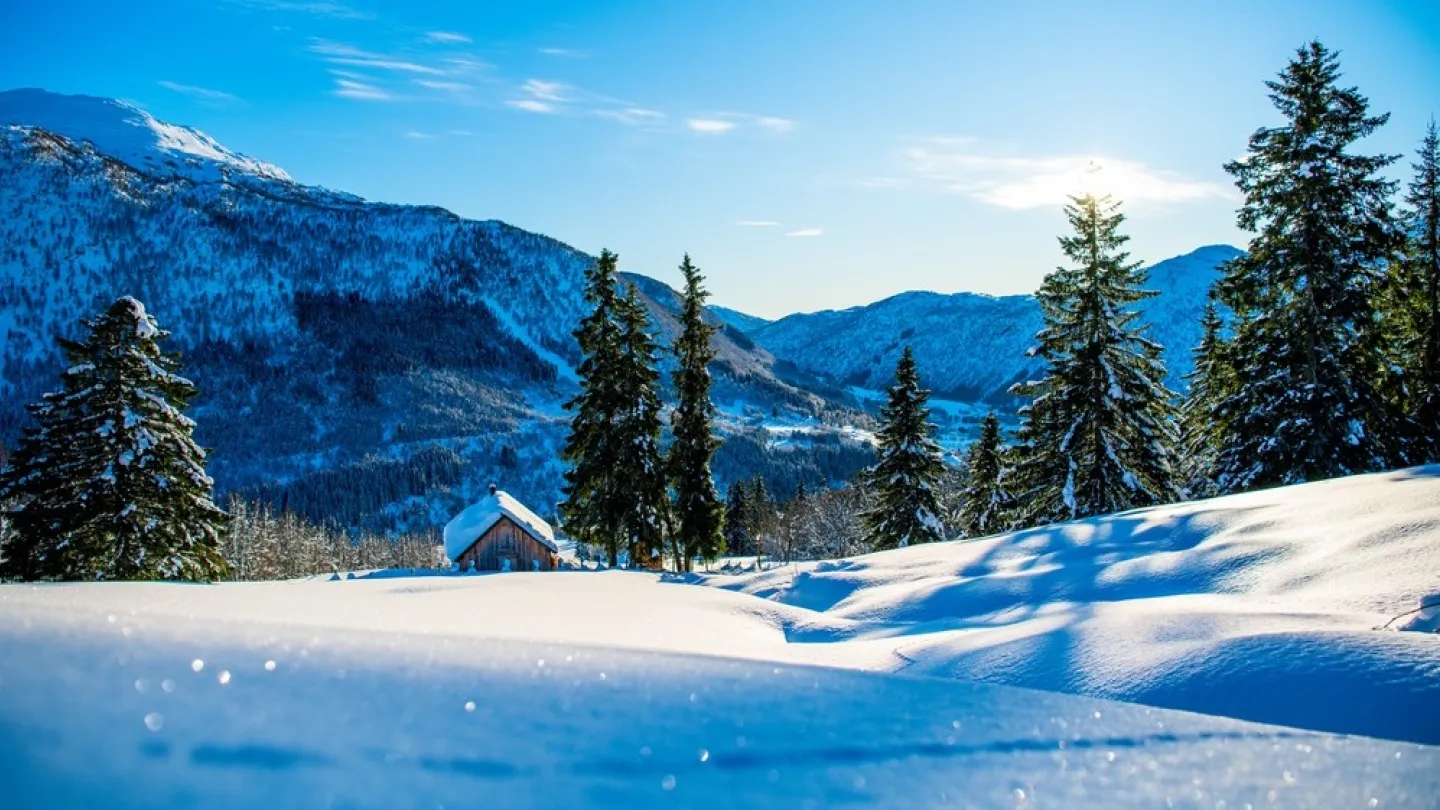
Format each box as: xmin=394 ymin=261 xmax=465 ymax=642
xmin=444 ymin=486 xmax=560 ymax=572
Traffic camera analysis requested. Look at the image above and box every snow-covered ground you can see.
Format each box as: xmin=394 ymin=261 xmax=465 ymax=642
xmin=3 ymin=468 xmax=1439 ymax=807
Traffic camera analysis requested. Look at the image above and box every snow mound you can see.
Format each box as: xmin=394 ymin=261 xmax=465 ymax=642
xmin=0 ymin=88 xmax=290 ymax=182
xmin=443 ymin=489 xmax=557 ymax=559
xmin=3 ymin=579 xmax=1438 ymax=808
xmin=708 ymin=465 xmax=1440 ymax=744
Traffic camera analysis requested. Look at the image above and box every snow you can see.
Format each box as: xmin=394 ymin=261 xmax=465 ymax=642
xmin=3 ymin=570 xmax=1439 ymax=808
xmin=443 ymin=489 xmax=558 ymax=559
xmin=706 ymin=465 xmax=1440 ymax=745
xmin=0 ymin=88 xmax=291 ymax=183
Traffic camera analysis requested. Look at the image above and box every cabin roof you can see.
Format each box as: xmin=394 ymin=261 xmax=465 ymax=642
xmin=443 ymin=490 xmax=558 ymax=560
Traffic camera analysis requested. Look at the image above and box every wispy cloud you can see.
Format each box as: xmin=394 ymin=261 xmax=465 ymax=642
xmin=310 ymin=40 xmax=446 ymax=75
xmin=900 ymin=138 xmax=1230 ymax=209
xmin=754 ymin=116 xmax=795 ymax=133
xmin=785 ymin=227 xmax=825 ymax=237
xmin=595 ymin=107 xmax=666 ymax=126
xmin=736 ymin=220 xmax=779 ymax=227
xmin=227 ymin=0 xmax=373 ymax=19
xmin=403 ymin=131 xmax=433 ymax=139
xmin=520 ymin=79 xmax=566 ymax=101
xmin=157 ymin=81 xmax=242 ymax=106
xmin=687 ymin=118 xmax=736 ymax=134
xmin=507 ymin=99 xmax=555 ymax=114
xmin=686 ymin=113 xmax=794 ymax=135
xmin=424 ymin=31 xmax=471 ymax=44
xmin=332 ymin=78 xmax=392 ymax=100
xmin=412 ymin=79 xmax=470 ymax=92
xmin=539 ymin=47 xmax=587 ymax=58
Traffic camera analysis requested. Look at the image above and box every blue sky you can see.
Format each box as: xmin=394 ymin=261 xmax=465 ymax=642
xmin=3 ymin=1 xmax=1439 ymax=318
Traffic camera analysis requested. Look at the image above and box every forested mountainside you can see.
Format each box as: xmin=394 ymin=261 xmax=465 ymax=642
xmin=750 ymin=245 xmax=1244 ymax=404
xmin=0 ymin=90 xmax=865 ymax=532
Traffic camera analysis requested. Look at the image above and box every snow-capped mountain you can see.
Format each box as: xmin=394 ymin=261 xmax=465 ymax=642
xmin=0 ymin=89 xmax=854 ymax=531
xmin=749 ymin=245 xmax=1244 ymax=404
xmin=0 ymin=88 xmax=292 ymax=183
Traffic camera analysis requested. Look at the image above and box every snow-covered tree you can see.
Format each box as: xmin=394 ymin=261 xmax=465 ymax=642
xmin=0 ymin=297 xmax=228 ymax=581
xmin=1211 ymin=41 xmax=1402 ymax=491
xmin=1177 ymin=299 xmax=1230 ymax=498
xmin=956 ymin=411 xmax=1010 ymax=539
xmin=560 ymin=249 xmax=630 ymax=567
xmin=1382 ymin=121 xmax=1440 ymax=464
xmin=1008 ymin=195 xmax=1178 ymax=527
xmin=861 ymin=347 xmax=946 ymax=549
xmin=668 ymin=255 xmax=725 ymax=571
xmin=614 ymin=286 xmax=669 ymax=568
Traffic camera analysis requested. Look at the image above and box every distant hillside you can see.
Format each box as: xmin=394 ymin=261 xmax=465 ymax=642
xmin=0 ymin=89 xmax=861 ymax=532
xmin=750 ymin=245 xmax=1244 ymax=406
xmin=709 ymin=305 xmax=772 ymax=334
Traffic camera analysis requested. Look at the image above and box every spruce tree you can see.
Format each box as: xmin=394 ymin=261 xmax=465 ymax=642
xmin=861 ymin=347 xmax=946 ymax=549
xmin=0 ymin=297 xmax=228 ymax=581
xmin=744 ymin=476 xmax=773 ymax=568
xmin=614 ymin=286 xmax=669 ymax=568
xmin=1008 ymin=195 xmax=1178 ymax=527
xmin=1383 ymin=121 xmax=1440 ymax=463
xmin=1177 ymin=299 xmax=1230 ymax=498
xmin=560 ymin=249 xmax=628 ymax=567
xmin=956 ymin=411 xmax=1009 ymax=539
xmin=668 ymin=255 xmax=725 ymax=571
xmin=1211 ymin=41 xmax=1402 ymax=491
xmin=723 ymin=480 xmax=750 ymax=559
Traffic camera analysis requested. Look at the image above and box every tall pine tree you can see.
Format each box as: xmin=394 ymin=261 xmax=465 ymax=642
xmin=1210 ymin=41 xmax=1402 ymax=491
xmin=615 ymin=286 xmax=669 ymax=568
xmin=956 ymin=411 xmax=1009 ymax=539
xmin=1008 ymin=195 xmax=1178 ymax=527
xmin=0 ymin=297 xmax=228 ymax=581
xmin=861 ymin=347 xmax=946 ymax=549
xmin=1383 ymin=121 xmax=1440 ymax=463
xmin=1177 ymin=299 xmax=1230 ymax=498
xmin=668 ymin=255 xmax=725 ymax=572
xmin=722 ymin=480 xmax=751 ymax=558
xmin=560 ymin=249 xmax=629 ymax=566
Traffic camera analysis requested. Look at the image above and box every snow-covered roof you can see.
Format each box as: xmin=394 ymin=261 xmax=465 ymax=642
xmin=444 ymin=490 xmax=557 ymax=560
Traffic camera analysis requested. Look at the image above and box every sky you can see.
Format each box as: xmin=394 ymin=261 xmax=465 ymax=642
xmin=2 ymin=1 xmax=1439 ymax=318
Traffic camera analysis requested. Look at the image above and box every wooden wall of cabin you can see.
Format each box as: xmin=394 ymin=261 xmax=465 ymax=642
xmin=454 ymin=516 xmax=556 ymax=572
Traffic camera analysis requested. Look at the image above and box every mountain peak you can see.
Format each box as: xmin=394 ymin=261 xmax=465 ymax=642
xmin=0 ymin=88 xmax=290 ymax=183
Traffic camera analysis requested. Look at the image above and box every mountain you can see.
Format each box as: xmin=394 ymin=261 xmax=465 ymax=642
xmin=708 ymin=305 xmax=772 ymax=334
xmin=750 ymin=245 xmax=1244 ymax=406
xmin=0 ymin=89 xmax=863 ymax=532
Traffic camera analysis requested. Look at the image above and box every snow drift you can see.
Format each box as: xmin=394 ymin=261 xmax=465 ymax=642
xmin=709 ymin=465 xmax=1440 ymax=744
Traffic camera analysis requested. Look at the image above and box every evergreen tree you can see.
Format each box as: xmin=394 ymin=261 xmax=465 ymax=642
xmin=668 ymin=254 xmax=725 ymax=571
xmin=1177 ymin=299 xmax=1230 ymax=498
xmin=0 ymin=297 xmax=228 ymax=581
xmin=861 ymin=347 xmax=946 ymax=549
xmin=744 ymin=476 xmax=773 ymax=568
xmin=956 ymin=411 xmax=1009 ymax=538
xmin=560 ymin=249 xmax=629 ymax=566
xmin=723 ymin=480 xmax=751 ymax=558
xmin=1383 ymin=121 xmax=1440 ymax=463
xmin=614 ymin=286 xmax=669 ymax=568
xmin=1008 ymin=195 xmax=1178 ymax=527
xmin=1211 ymin=41 xmax=1402 ymax=491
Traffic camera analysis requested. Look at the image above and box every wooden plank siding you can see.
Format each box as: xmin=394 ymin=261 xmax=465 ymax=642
xmin=454 ymin=515 xmax=557 ymax=572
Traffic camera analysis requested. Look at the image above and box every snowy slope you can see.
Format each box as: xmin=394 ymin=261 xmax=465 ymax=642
xmin=709 ymin=466 xmax=1440 ymax=745
xmin=709 ymin=304 xmax=772 ymax=334
xmin=0 ymin=88 xmax=291 ymax=183
xmin=0 ymin=89 xmax=855 ymax=529
xmin=4 ymin=576 xmax=1438 ymax=809
xmin=751 ymin=245 xmax=1244 ymax=403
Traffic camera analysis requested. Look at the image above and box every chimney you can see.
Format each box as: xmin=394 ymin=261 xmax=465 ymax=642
xmin=488 ymin=483 xmax=498 ymax=497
